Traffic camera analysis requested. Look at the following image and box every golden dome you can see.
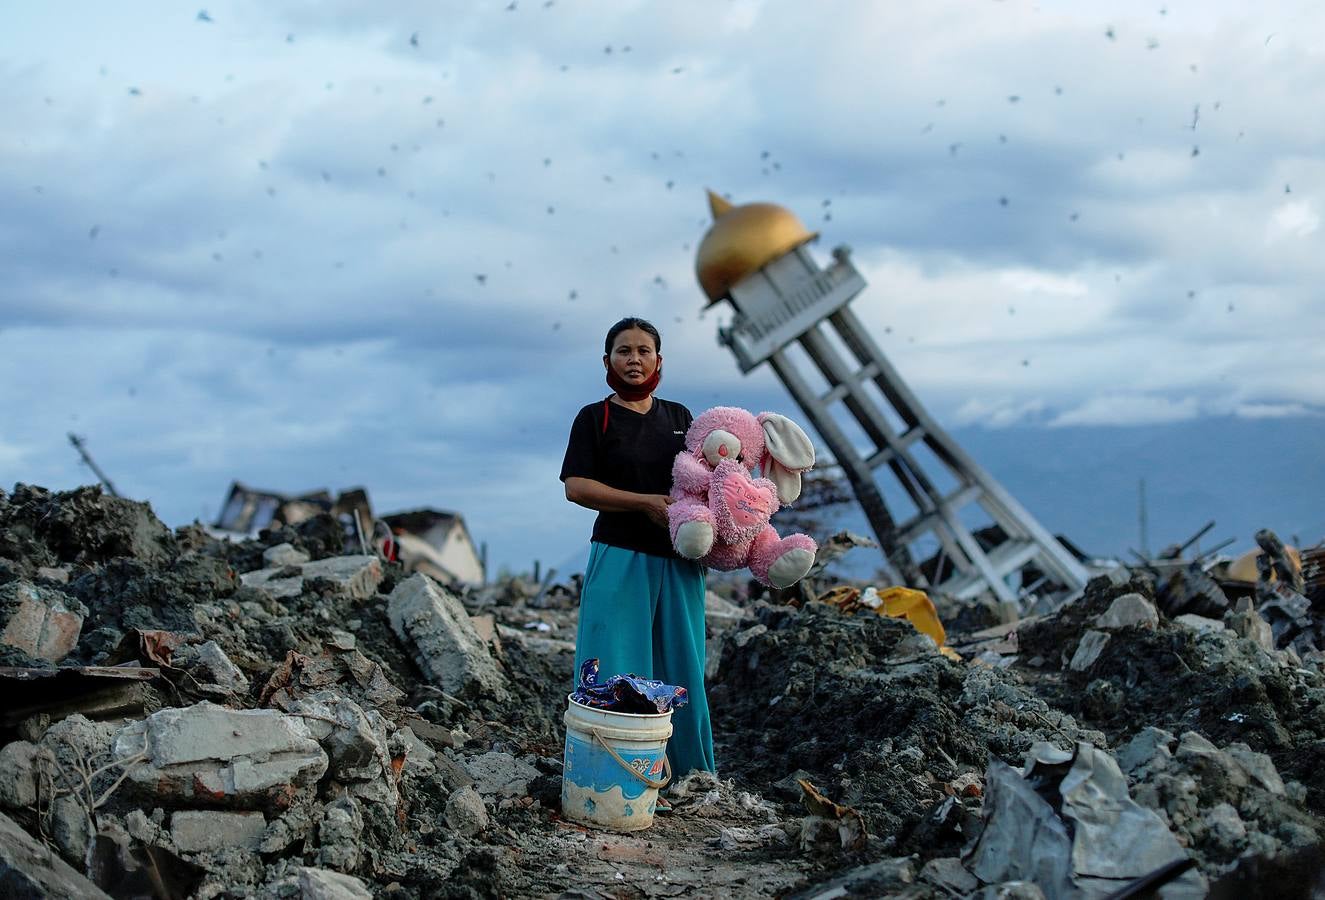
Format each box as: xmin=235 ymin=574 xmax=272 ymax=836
xmin=695 ymin=190 xmax=818 ymax=304
xmin=1225 ymin=545 xmax=1301 ymax=583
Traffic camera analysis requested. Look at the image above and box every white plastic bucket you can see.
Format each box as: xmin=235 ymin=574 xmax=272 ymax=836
xmin=561 ymin=695 xmax=673 ymax=832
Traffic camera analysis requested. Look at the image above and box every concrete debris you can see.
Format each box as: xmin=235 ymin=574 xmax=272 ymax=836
xmin=1226 ymin=596 xmax=1275 ymax=652
xmin=315 ymin=795 xmax=364 ymax=872
xmin=243 ymin=554 xmax=383 ymax=603
xmin=285 ymin=692 xmax=400 ymax=807
xmin=296 ymin=865 xmax=375 ymax=899
xmin=49 ymin=794 xmax=93 ymax=865
xmin=173 ymin=639 xmax=250 ymax=694
xmin=264 ymin=541 xmax=312 ymax=568
xmin=35 ymin=566 xmax=71 ymax=584
xmin=1093 ymin=591 xmax=1158 ymax=630
xmin=444 ymin=784 xmax=489 ymax=837
xmin=170 ymin=809 xmax=267 ymax=854
xmin=0 ymin=581 xmax=87 ymax=661
xmin=1 ymin=485 xmax=1322 ymax=898
xmin=920 ymin=855 xmax=979 ymax=895
xmin=0 ymin=741 xmax=39 ymax=809
xmin=1068 ymin=629 xmax=1111 ymax=671
xmin=0 ymin=809 xmax=113 ymax=899
xmin=1173 ymin=613 xmax=1227 ymax=634
xmin=715 ymin=823 xmax=791 ymax=851
xmin=112 ymin=701 xmax=328 ymax=808
xmin=387 ymin=573 xmax=508 ymax=700
xmin=463 ymin=750 xmax=539 ymax=798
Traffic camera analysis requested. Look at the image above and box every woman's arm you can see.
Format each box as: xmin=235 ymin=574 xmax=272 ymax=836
xmin=564 ymin=477 xmax=672 ymax=527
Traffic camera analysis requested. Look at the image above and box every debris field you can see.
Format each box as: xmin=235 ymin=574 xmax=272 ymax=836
xmin=1 ymin=483 xmax=1323 ymax=898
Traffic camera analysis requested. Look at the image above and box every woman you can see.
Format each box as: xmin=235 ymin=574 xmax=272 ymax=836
xmin=559 ymin=317 xmax=716 ymax=781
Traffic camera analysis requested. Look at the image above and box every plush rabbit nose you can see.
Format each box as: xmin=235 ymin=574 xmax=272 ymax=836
xmin=701 ymin=429 xmax=742 ymax=468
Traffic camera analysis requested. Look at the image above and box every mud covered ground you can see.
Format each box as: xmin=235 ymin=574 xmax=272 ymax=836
xmin=1 ymin=484 xmax=1323 ymax=898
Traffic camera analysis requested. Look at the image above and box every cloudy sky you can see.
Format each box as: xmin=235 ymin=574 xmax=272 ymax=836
xmin=2 ymin=1 xmax=1321 ymax=575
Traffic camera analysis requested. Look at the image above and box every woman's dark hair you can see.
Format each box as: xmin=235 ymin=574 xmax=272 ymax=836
xmin=604 ymin=317 xmax=661 ymax=355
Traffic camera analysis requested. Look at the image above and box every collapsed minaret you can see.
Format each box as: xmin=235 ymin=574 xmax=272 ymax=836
xmin=694 ymin=191 xmax=1088 ymax=604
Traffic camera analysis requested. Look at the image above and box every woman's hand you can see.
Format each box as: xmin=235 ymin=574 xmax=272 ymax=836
xmin=565 ymin=478 xmax=675 ymax=528
xmin=641 ymin=494 xmax=675 ymax=528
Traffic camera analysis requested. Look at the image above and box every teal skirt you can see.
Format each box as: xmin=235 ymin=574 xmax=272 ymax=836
xmin=573 ymin=542 xmax=716 ymax=777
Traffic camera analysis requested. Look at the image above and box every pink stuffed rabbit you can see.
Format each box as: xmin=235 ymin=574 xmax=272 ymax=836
xmin=667 ymin=406 xmax=818 ymax=588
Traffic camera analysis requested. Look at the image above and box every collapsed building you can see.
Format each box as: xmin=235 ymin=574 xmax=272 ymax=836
xmin=214 ymin=482 xmax=486 ymax=587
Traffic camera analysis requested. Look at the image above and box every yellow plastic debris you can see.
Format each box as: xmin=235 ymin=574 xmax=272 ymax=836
xmin=875 ymin=587 xmax=953 ymax=653
xmin=814 ymin=584 xmax=961 ymax=660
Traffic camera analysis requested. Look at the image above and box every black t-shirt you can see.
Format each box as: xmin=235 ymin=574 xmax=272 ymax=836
xmin=560 ymin=397 xmax=693 ymax=558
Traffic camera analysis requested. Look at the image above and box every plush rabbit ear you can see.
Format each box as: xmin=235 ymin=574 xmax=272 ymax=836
xmin=758 ymin=413 xmax=815 ymax=504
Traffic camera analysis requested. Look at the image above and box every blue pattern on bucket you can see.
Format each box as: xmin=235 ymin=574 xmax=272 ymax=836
xmin=563 ymin=733 xmax=665 ymax=801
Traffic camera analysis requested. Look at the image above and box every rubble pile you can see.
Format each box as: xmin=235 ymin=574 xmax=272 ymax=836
xmin=707 ymin=599 xmax=1106 ymax=862
xmin=0 ymin=485 xmax=578 ymax=898
xmin=706 ymin=569 xmax=1325 ymax=892
xmin=1 ymin=483 xmax=1323 ymax=898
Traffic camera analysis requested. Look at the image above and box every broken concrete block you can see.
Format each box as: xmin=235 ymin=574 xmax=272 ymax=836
xmin=0 ymin=581 xmax=86 ymax=661
xmin=0 ymin=810 xmax=112 ymax=899
xmin=1117 ymin=726 xmax=1176 ymax=778
xmin=1224 ymin=744 xmax=1286 ymax=795
xmin=263 ymin=542 xmax=311 ymax=568
xmin=316 ymin=796 xmax=363 ymax=873
xmin=170 ymin=810 xmax=266 ymax=854
xmin=1226 ymin=597 xmax=1275 ymax=652
xmin=241 ymin=568 xmax=304 ymax=600
xmin=1093 ymin=592 xmax=1159 ymax=630
xmin=285 ymin=692 xmax=398 ymax=807
xmin=733 ymin=623 xmax=768 ymax=649
xmin=1203 ymin=802 xmax=1247 ymax=850
xmin=298 ymin=866 xmax=374 ymax=900
xmin=464 ymin=750 xmax=539 ymax=798
xmin=301 ymin=555 xmax=383 ymax=601
xmin=392 ymin=725 xmax=437 ymax=780
xmin=49 ymin=794 xmax=92 ymax=867
xmin=1173 ymin=613 xmax=1227 ymax=635
xmin=1068 ymin=630 xmax=1111 ymax=671
xmin=388 ymin=574 xmax=508 ymax=701
xmin=112 ymin=701 xmax=328 ymax=808
xmin=705 ymin=590 xmax=744 ymax=629
xmin=240 ymin=554 xmax=382 ymax=602
xmin=919 ymin=856 xmax=978 ymax=896
xmin=469 ymin=613 xmax=499 ymax=648
xmin=39 ymin=715 xmax=116 ymax=772
xmin=173 ymin=640 xmax=250 ymax=694
xmin=258 ymin=804 xmax=318 ymax=855
xmin=1174 ymin=732 xmax=1248 ymax=792
xmin=0 ymin=741 xmax=39 ymax=809
xmin=35 ymin=566 xmax=70 ymax=584
xmin=444 ymin=785 xmax=489 ymax=837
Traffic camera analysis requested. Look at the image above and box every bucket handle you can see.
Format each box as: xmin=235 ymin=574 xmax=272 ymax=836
xmin=590 ymin=727 xmax=673 ymax=790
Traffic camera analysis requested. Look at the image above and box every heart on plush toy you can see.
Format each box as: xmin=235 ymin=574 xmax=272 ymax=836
xmin=711 ymin=459 xmax=775 ymax=539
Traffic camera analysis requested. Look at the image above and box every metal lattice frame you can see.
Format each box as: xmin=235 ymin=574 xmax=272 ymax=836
xmin=717 ymin=245 xmax=1088 ymax=603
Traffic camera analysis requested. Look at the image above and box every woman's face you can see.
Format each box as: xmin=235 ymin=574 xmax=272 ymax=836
xmin=605 ymin=327 xmax=660 ymax=385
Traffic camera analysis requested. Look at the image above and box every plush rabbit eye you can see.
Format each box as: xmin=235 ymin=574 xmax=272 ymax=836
xmin=701 ymin=430 xmax=742 ymax=467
